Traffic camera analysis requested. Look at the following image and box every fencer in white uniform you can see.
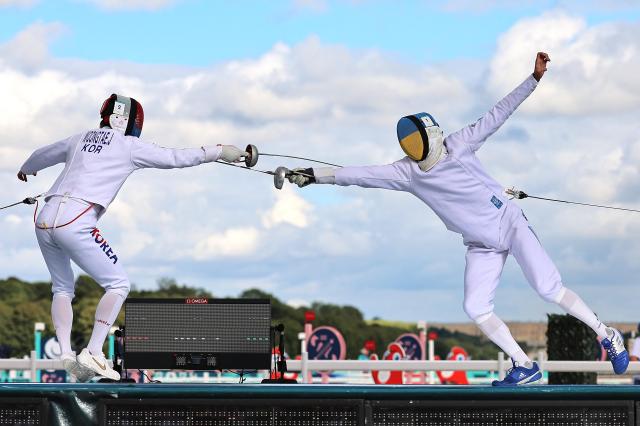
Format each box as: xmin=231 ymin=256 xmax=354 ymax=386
xmin=288 ymin=53 xmax=629 ymax=385
xmin=18 ymin=94 xmax=249 ymax=381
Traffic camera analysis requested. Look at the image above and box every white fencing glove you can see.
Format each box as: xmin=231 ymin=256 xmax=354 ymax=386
xmin=219 ymin=145 xmax=248 ymax=163
xmin=288 ymin=167 xmax=336 ymax=187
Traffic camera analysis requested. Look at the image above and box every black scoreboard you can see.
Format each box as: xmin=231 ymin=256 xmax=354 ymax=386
xmin=123 ymin=298 xmax=271 ymax=370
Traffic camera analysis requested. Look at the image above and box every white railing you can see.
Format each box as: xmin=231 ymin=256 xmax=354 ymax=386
xmin=287 ymin=359 xmax=640 ymax=381
xmin=2 ymin=350 xmax=640 ymax=383
xmin=288 ymin=351 xmax=640 ymax=383
xmin=0 ymin=351 xmax=63 ymax=382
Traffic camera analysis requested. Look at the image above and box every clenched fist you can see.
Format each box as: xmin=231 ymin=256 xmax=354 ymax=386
xmin=533 ymin=52 xmax=550 ymax=82
xmin=17 ymin=170 xmax=35 ymax=182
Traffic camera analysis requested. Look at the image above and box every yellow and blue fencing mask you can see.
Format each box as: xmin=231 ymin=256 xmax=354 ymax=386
xmin=396 ymin=112 xmax=446 ymax=171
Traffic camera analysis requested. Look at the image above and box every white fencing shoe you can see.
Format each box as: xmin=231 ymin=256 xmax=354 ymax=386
xmin=61 ymin=352 xmax=95 ymax=383
xmin=76 ymin=348 xmax=120 ymax=381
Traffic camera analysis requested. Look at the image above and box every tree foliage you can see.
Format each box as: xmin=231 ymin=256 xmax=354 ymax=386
xmin=546 ymin=313 xmax=597 ymax=384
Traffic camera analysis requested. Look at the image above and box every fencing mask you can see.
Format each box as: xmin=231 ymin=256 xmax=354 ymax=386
xmin=396 ymin=112 xmax=446 ymax=172
xmin=100 ymin=94 xmax=144 ymax=137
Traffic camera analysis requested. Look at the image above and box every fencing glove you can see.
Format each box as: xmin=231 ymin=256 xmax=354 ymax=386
xmin=288 ymin=167 xmax=336 ymax=187
xmin=219 ymin=145 xmax=249 ymax=163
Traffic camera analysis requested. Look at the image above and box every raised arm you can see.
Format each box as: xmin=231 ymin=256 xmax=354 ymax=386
xmin=18 ymin=138 xmax=70 ymax=181
xmin=447 ymin=52 xmax=550 ymax=152
xmin=289 ymin=158 xmax=413 ymax=192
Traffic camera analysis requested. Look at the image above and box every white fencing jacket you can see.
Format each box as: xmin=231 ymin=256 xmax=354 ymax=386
xmin=333 ymin=75 xmax=538 ymax=249
xmin=21 ymin=128 xmax=222 ymax=211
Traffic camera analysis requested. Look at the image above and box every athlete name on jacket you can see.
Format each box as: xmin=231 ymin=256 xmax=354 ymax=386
xmin=81 ymin=130 xmax=114 ymax=154
xmin=90 ymin=228 xmax=119 ymax=264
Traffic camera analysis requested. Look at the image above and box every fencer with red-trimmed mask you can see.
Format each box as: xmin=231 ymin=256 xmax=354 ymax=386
xmin=286 ymin=53 xmax=629 ymax=386
xmin=18 ymin=94 xmax=248 ymax=381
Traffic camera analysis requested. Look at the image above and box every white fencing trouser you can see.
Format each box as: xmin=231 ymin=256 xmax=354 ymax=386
xmin=35 ymin=196 xmax=130 ymax=298
xmin=35 ymin=196 xmax=129 ymax=355
xmin=462 ymin=208 xmax=609 ymax=364
xmin=463 ymin=211 xmax=564 ymax=320
xmin=462 ymin=210 xmax=565 ymax=364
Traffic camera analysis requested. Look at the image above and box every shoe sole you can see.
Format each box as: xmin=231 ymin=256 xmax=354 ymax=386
xmin=492 ymin=371 xmax=543 ymax=387
xmin=63 ymin=359 xmax=96 ymax=383
xmin=77 ymin=352 xmax=120 ymax=381
xmin=613 ymin=353 xmax=630 ymax=375
xmin=518 ymin=375 xmax=543 ymax=386
xmin=607 ymin=329 xmax=629 ymax=375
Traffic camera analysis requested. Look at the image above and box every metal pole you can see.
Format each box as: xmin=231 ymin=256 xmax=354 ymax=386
xmin=33 ymin=322 xmax=45 ymax=383
xmin=301 ymin=351 xmax=309 ymax=384
xmin=304 ymin=321 xmax=313 ymax=383
xmin=537 ymin=349 xmax=546 ymax=382
xmin=498 ymin=352 xmax=505 ymax=380
xmin=30 ymin=350 xmax=37 ymax=383
xmin=298 ymin=332 xmax=309 ymax=384
xmin=418 ymin=321 xmax=427 ymax=385
xmin=108 ymin=327 xmax=117 ymax=360
xmin=428 ymin=339 xmax=435 ymax=384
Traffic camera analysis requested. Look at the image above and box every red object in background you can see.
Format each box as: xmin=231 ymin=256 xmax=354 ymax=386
xmin=268 ymin=348 xmax=299 ymax=382
xmin=371 ymin=342 xmax=405 ymax=385
xmin=364 ymin=340 xmax=376 ymax=352
xmin=428 ymin=331 xmax=438 ymax=341
xmin=435 ymin=346 xmax=469 ymax=385
xmin=305 ymin=310 xmax=316 ymax=322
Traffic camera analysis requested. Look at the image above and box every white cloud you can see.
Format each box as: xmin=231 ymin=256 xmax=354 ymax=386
xmin=0 ymin=22 xmax=66 ymax=71
xmin=193 ymin=227 xmax=260 ymax=259
xmin=262 ymin=185 xmax=314 ymax=229
xmin=439 ymin=0 xmax=540 ymax=13
xmin=291 ymin=0 xmax=328 ymax=13
xmin=439 ymin=0 xmax=640 ymax=14
xmin=286 ymin=298 xmax=310 ymax=308
xmin=489 ymin=11 xmax=640 ymax=115
xmin=0 ymin=0 xmax=37 ymax=7
xmin=3 ymin=214 xmax=22 ymax=225
xmin=0 ymin=247 xmax=46 ymax=278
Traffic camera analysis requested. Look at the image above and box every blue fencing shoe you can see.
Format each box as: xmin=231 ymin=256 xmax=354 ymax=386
xmin=492 ymin=361 xmax=542 ymax=387
xmin=601 ymin=328 xmax=629 ymax=374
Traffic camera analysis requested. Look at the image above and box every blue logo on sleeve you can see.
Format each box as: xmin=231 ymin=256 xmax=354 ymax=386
xmin=491 ymin=195 xmax=503 ymax=209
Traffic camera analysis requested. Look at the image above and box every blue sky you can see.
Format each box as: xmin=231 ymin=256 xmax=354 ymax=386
xmin=2 ymin=0 xmax=640 ymax=323
xmin=1 ymin=1 xmax=638 ymax=66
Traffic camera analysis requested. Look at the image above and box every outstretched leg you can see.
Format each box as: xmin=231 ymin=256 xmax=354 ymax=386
xmin=53 ymin=202 xmax=129 ymax=381
xmin=86 ymin=291 xmax=126 ymax=355
xmin=464 ymin=245 xmax=542 ymax=386
xmin=35 ymin=199 xmax=97 ymax=382
xmin=464 ymin=246 xmax=530 ymax=365
xmin=57 ymin=225 xmax=129 ymax=353
xmin=508 ymin=212 xmax=628 ymax=374
xmin=35 ymin=204 xmax=76 ymax=356
xmin=51 ymin=294 xmax=74 ymax=353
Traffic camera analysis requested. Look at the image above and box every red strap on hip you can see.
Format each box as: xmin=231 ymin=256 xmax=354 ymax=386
xmin=34 ymin=199 xmax=95 ymax=230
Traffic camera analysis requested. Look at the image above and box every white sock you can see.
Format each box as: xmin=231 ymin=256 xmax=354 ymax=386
xmin=87 ymin=291 xmax=125 ymax=356
xmin=554 ymin=288 xmax=609 ymax=339
xmin=475 ymin=312 xmax=532 ymax=367
xmin=51 ymin=294 xmax=73 ymax=355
